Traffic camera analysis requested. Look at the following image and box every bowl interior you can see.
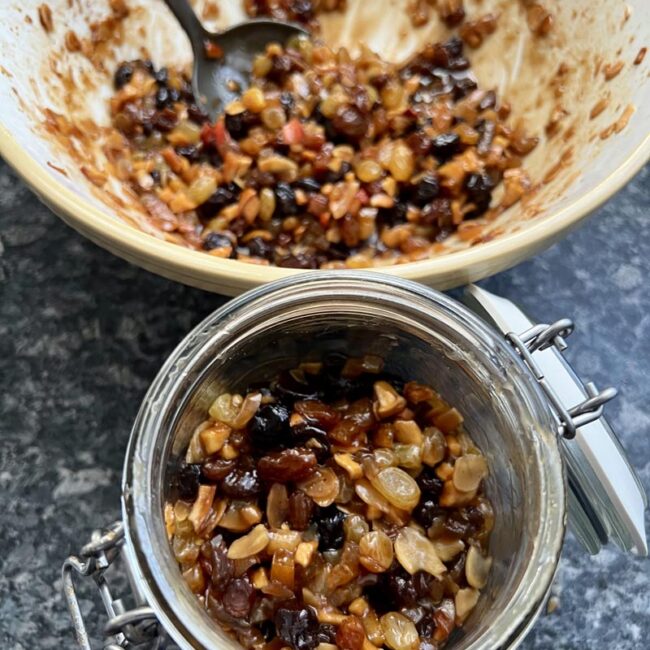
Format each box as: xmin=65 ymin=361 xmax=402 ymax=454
xmin=0 ymin=0 xmax=648 ymax=291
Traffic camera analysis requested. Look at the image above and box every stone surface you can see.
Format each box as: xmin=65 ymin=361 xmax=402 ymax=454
xmin=0 ymin=157 xmax=648 ymax=648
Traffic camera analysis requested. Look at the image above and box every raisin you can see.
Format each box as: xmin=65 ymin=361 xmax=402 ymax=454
xmin=294 ymin=400 xmax=340 ymax=430
xmin=413 ymin=499 xmax=442 ymax=528
xmin=274 ymin=371 xmax=321 ymax=403
xmin=292 ymin=178 xmax=321 ymax=193
xmin=225 ymin=111 xmax=256 ymax=139
xmin=154 ymin=66 xmax=169 ymax=85
xmin=278 ymin=254 xmax=319 ymax=269
xmin=288 ymin=489 xmax=316 ymax=530
xmin=176 ymin=145 xmax=200 ymax=161
xmin=406 ymin=129 xmax=432 ymax=157
xmin=386 ymin=567 xmax=418 ymax=608
xmin=197 ymin=183 xmax=241 ymax=220
xmin=257 ymin=448 xmax=317 ymax=483
xmin=317 ymin=624 xmax=337 ymax=644
xmin=203 ymin=233 xmax=233 ymax=253
xmin=152 ymin=108 xmax=178 ymax=132
xmin=452 ymin=72 xmax=478 ymax=99
xmin=268 ymin=54 xmax=294 ymax=83
xmin=331 ymin=105 xmax=370 ymax=142
xmin=280 ymin=91 xmax=295 ymax=114
xmin=188 ymin=103 xmax=209 ymax=123
xmin=222 ymin=577 xmax=254 ymax=618
xmin=411 ymin=175 xmax=439 ymax=206
xmin=274 ymin=605 xmax=319 ymax=650
xmin=416 ymin=467 xmax=444 ymax=498
xmin=378 ymin=201 xmax=408 ymax=226
xmin=249 ymin=403 xmax=291 ymax=449
xmin=416 ymin=612 xmax=437 ymax=639
xmin=174 ymin=463 xmax=201 ymax=500
xmin=316 ymin=504 xmax=346 ymax=551
xmin=155 ymin=86 xmax=171 ymax=109
xmin=421 ymin=198 xmax=453 ymax=227
xmin=221 ymin=463 xmax=262 ymax=499
xmin=114 ymin=63 xmax=134 ymax=89
xmin=274 ymin=182 xmax=298 ymax=216
xmin=464 ymin=171 xmax=494 ymax=216
xmin=247 ymin=237 xmax=273 ymax=260
xmin=209 ymin=535 xmax=234 ymax=593
xmin=336 ymin=616 xmax=365 ymax=650
xmin=323 ymin=160 xmax=352 ymax=184
xmin=431 ymin=132 xmax=460 ymax=162
xmin=202 ymin=458 xmax=236 ymax=481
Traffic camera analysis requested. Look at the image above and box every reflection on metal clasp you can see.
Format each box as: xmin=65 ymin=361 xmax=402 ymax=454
xmin=506 ymin=320 xmax=617 ymax=439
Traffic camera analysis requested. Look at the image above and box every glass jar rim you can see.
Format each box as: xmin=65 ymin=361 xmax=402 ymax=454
xmin=121 ymin=272 xmax=566 ymax=650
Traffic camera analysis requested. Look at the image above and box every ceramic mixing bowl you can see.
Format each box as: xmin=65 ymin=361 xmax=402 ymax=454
xmin=0 ymin=0 xmax=648 ymax=294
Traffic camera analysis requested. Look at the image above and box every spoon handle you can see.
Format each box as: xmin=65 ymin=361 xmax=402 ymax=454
xmin=163 ymin=0 xmax=207 ymax=51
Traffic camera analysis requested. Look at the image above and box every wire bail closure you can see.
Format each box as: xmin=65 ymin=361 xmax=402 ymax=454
xmin=62 ymin=522 xmax=172 ymax=649
xmin=506 ymin=319 xmax=617 ymax=439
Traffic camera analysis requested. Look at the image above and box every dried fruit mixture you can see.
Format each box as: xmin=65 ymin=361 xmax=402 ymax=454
xmin=166 ymin=355 xmax=494 ymax=650
xmin=108 ymin=16 xmax=537 ymax=268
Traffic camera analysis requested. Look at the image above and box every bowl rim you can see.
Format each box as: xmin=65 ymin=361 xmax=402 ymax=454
xmin=1 ymin=113 xmax=648 ymax=290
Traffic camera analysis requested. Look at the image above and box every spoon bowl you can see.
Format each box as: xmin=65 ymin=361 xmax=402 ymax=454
xmin=164 ymin=0 xmax=308 ymax=119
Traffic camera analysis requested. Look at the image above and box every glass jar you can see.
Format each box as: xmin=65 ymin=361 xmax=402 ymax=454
xmin=63 ymin=272 xmax=645 ymax=650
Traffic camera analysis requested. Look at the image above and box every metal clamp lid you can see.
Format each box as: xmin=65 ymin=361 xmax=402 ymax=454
xmin=464 ymin=285 xmax=648 ymax=556
xmin=62 ymin=522 xmax=176 ymax=649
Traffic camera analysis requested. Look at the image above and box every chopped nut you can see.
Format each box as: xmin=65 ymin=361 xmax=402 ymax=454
xmin=452 ymin=454 xmax=488 ymax=492
xmin=433 ymin=407 xmax=464 ymax=434
xmin=199 ymin=422 xmax=231 ymax=455
xmin=295 ymin=540 xmax=318 ymax=567
xmin=432 ymin=537 xmax=465 ymax=562
xmin=188 ymin=485 xmax=217 ymax=533
xmin=393 ymin=420 xmax=423 ymax=445
xmin=395 ymin=527 xmax=446 ymax=577
xmin=335 ymin=453 xmax=363 ymax=479
xmin=373 ymin=381 xmax=407 ymax=419
xmin=455 ymin=587 xmax=480 ymax=623
xmin=465 ymin=545 xmax=492 ymax=589
xmin=227 ymin=524 xmax=270 ymax=559
xmin=251 ymin=566 xmax=269 ymax=589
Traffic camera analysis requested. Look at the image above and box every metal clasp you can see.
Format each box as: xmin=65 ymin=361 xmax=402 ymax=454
xmin=62 ymin=522 xmax=171 ymax=649
xmin=506 ymin=320 xmax=617 ymax=439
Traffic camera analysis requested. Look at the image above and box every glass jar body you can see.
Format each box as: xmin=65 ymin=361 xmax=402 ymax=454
xmin=122 ymin=272 xmax=566 ymax=650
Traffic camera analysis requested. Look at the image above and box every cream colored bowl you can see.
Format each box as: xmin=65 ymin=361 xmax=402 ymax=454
xmin=0 ymin=0 xmax=648 ymax=295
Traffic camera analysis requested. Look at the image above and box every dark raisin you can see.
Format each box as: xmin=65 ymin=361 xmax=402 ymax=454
xmin=414 ymin=499 xmax=442 ymax=528
xmin=259 ymin=620 xmax=276 ymax=642
xmin=386 ymin=567 xmax=418 ymax=607
xmin=174 ymin=463 xmax=201 ymax=500
xmin=288 ymin=489 xmax=316 ymax=530
xmin=279 ymin=253 xmax=319 ymax=269
xmin=378 ymin=201 xmax=408 ymax=226
xmin=431 ymin=132 xmax=461 ymax=161
xmin=416 ymin=612 xmax=437 ymax=639
xmin=331 ymin=105 xmax=370 ymax=142
xmin=202 ymin=233 xmax=233 ymax=253
xmin=294 ymin=400 xmax=339 ymax=430
xmin=317 ymin=624 xmax=337 ymax=644
xmin=274 ymin=605 xmax=319 ymax=650
xmin=274 ymin=371 xmax=321 ymax=403
xmin=452 ymin=72 xmax=478 ymax=99
xmin=464 ymin=171 xmax=494 ymax=216
xmin=288 ymin=0 xmax=314 ymax=20
xmin=292 ymin=178 xmax=321 ymax=193
xmin=152 ymin=108 xmax=178 ymax=132
xmin=323 ymin=160 xmax=352 ymax=183
xmin=316 ymin=504 xmax=346 ymax=551
xmin=202 ymin=458 xmax=237 ymax=481
xmin=274 ymin=182 xmax=298 ymax=216
xmin=142 ymin=59 xmax=155 ymax=74
xmin=280 ymin=90 xmax=295 ymax=114
xmin=268 ymin=54 xmax=294 ymax=83
xmin=411 ymin=175 xmax=439 ymax=206
xmin=225 ymin=111 xmax=257 ymax=139
xmin=416 ymin=467 xmax=444 ymax=498
xmin=477 ymin=119 xmax=496 ymax=155
xmin=406 ymin=129 xmax=432 ymax=157
xmin=413 ymin=571 xmax=438 ymax=599
xmin=114 ymin=63 xmax=134 ymax=89
xmin=155 ymin=86 xmax=171 ymax=109
xmin=176 ymin=145 xmax=199 ymax=161
xmin=222 ymin=577 xmax=254 ymax=618
xmin=257 ymin=448 xmax=317 ymax=483
xmin=188 ymin=103 xmax=209 ymax=123
xmin=247 ymin=237 xmax=273 ymax=260
xmin=209 ymin=535 xmax=234 ymax=593
xmin=197 ymin=183 xmax=241 ymax=220
xmin=154 ymin=66 xmax=169 ymax=85
xmin=421 ymin=198 xmax=453 ymax=227
xmin=249 ymin=403 xmax=291 ymax=449
xmin=221 ymin=463 xmax=262 ymax=499
xmin=150 ymin=169 xmax=161 ymax=185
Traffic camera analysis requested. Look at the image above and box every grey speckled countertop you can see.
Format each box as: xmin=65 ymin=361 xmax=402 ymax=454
xmin=0 ymin=158 xmax=648 ymax=649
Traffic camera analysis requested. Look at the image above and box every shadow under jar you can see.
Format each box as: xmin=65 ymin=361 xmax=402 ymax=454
xmin=121 ymin=272 xmax=566 ymax=650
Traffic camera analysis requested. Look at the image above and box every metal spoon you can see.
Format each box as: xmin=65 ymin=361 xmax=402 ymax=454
xmin=164 ymin=0 xmax=308 ymax=120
